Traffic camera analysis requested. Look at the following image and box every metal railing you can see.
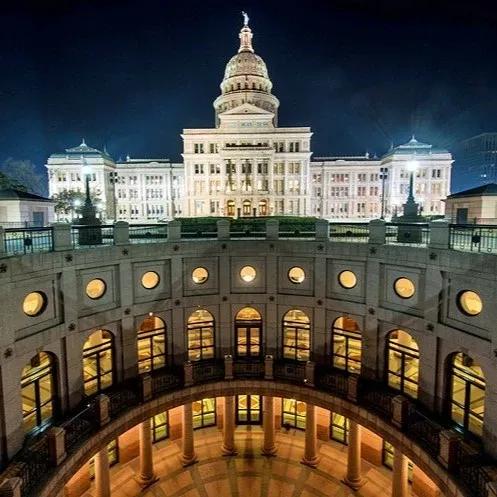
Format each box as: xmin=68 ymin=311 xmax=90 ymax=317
xmin=129 ymin=224 xmax=167 ymax=243
xmin=329 ymin=223 xmax=369 ymax=242
xmin=385 ymin=222 xmax=430 ymax=247
xmin=71 ymin=225 xmax=115 ymax=248
xmin=449 ymin=225 xmax=497 ymax=254
xmin=1 ymin=358 xmax=495 ymax=497
xmin=3 ymin=227 xmax=53 ymax=255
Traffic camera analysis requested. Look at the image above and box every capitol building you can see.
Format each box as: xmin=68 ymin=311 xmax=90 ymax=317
xmin=47 ymin=17 xmax=452 ymax=223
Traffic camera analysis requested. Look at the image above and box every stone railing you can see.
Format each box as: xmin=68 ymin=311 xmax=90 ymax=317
xmin=0 ymin=356 xmax=495 ymax=497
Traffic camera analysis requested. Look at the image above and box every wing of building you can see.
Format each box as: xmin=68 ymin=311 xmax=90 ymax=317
xmin=46 ymin=19 xmax=452 ymax=223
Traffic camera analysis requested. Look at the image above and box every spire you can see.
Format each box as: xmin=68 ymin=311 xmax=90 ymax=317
xmin=238 ymin=11 xmax=254 ymax=53
xmin=81 ymin=138 xmax=86 ymax=147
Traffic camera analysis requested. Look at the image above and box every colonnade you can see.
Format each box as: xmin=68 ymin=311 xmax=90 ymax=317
xmin=91 ymin=397 xmax=413 ymax=497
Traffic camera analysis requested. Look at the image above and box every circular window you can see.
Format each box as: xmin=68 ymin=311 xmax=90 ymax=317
xmin=141 ymin=271 xmax=160 ymax=289
xmin=457 ymin=290 xmax=483 ymax=316
xmin=86 ymin=279 xmax=107 ymax=299
xmin=23 ymin=292 xmax=47 ymax=317
xmin=338 ymin=270 xmax=357 ymax=289
xmin=394 ymin=277 xmax=416 ymax=299
xmin=288 ymin=266 xmax=305 ymax=284
xmin=240 ymin=265 xmax=256 ymax=282
xmin=192 ymin=267 xmax=209 ymax=284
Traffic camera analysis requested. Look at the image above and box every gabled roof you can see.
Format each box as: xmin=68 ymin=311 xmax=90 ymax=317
xmin=382 ymin=136 xmax=449 ymax=158
xmin=447 ymin=183 xmax=497 ymax=199
xmin=50 ymin=139 xmax=114 ymax=161
xmin=0 ymin=188 xmax=54 ymax=202
xmin=220 ymin=102 xmax=274 ymax=116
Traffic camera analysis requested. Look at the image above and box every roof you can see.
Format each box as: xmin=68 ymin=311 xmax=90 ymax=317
xmin=0 ymin=188 xmax=54 ymax=202
xmin=382 ymin=136 xmax=449 ymax=158
xmin=446 ymin=183 xmax=497 ymax=199
xmin=50 ymin=139 xmax=114 ymax=161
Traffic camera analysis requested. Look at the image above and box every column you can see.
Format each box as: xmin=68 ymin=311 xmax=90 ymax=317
xmin=94 ymin=448 xmax=111 ymax=497
xmin=261 ymin=396 xmax=277 ymax=456
xmin=392 ymin=451 xmax=409 ymax=497
xmin=222 ymin=396 xmax=237 ymax=455
xmin=343 ymin=421 xmax=365 ymax=489
xmin=301 ymin=403 xmax=319 ymax=467
xmin=136 ymin=418 xmax=158 ymax=487
xmin=181 ymin=402 xmax=198 ymax=466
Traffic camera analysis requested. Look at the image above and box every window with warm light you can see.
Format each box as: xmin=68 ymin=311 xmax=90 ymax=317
xmin=235 ymin=307 xmax=262 ymax=358
xmin=236 ymin=395 xmax=262 ymax=425
xmin=332 ymin=317 xmax=361 ymax=373
xmin=330 ymin=412 xmax=349 ymax=444
xmin=192 ymin=267 xmax=209 ymax=284
xmin=457 ymin=290 xmax=483 ymax=316
xmin=89 ymin=440 xmax=118 ymax=477
xmin=192 ymin=398 xmax=216 ymax=429
xmin=338 ymin=270 xmax=357 ymax=289
xmin=22 ymin=291 xmax=47 ymax=317
xmin=387 ymin=330 xmax=419 ymax=399
xmin=21 ymin=352 xmax=55 ymax=433
xmin=282 ymin=398 xmax=306 ymax=429
xmin=187 ymin=309 xmax=215 ymax=361
xmin=137 ymin=315 xmax=166 ymax=373
xmin=151 ymin=411 xmax=169 ymax=442
xmin=240 ymin=265 xmax=256 ymax=282
xmin=394 ymin=277 xmax=415 ymax=299
xmin=288 ymin=266 xmax=305 ymax=284
xmin=282 ymin=309 xmax=310 ymax=361
xmin=449 ymin=353 xmax=485 ymax=437
xmin=82 ymin=330 xmax=113 ymax=396
xmin=85 ymin=278 xmax=106 ymax=299
xmin=383 ymin=441 xmax=413 ymax=480
xmin=141 ymin=271 xmax=160 ymax=289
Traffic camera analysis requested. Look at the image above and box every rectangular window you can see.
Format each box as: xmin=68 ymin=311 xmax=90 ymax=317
xmin=193 ymin=398 xmax=216 ymax=429
xmin=282 ymin=398 xmax=306 ymax=430
xmin=151 ymin=412 xmax=169 ymax=443
xmin=330 ymin=412 xmax=349 ymax=444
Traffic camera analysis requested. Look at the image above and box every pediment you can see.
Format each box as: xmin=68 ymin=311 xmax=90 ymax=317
xmin=221 ymin=103 xmax=274 ymax=116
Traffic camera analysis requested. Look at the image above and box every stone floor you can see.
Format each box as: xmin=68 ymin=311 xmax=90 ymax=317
xmin=84 ymin=427 xmax=395 ymax=497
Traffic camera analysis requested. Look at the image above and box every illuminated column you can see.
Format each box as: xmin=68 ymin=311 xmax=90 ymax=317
xmin=301 ymin=403 xmax=319 ymax=467
xmin=261 ymin=395 xmax=277 ymax=456
xmin=222 ymin=395 xmax=237 ymax=455
xmin=181 ymin=402 xmax=198 ymax=466
xmin=392 ymin=450 xmax=409 ymax=497
xmin=343 ymin=421 xmax=365 ymax=489
xmin=94 ymin=448 xmax=111 ymax=497
xmin=136 ymin=418 xmax=158 ymax=487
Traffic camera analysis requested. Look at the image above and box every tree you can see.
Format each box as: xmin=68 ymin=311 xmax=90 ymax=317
xmin=0 ymin=159 xmax=48 ymax=196
xmin=52 ymin=189 xmax=101 ymax=220
xmin=0 ymin=171 xmax=28 ymax=191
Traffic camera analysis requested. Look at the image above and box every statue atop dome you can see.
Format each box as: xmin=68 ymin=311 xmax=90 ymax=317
xmin=242 ymin=11 xmax=249 ymax=27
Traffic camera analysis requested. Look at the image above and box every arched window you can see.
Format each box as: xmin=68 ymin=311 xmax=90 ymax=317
xmin=21 ymin=352 xmax=56 ymax=433
xmin=187 ymin=309 xmax=215 ymax=361
xmin=259 ymin=199 xmax=268 ymax=216
xmin=137 ymin=315 xmax=166 ymax=374
xmin=242 ymin=200 xmax=252 ymax=216
xmin=83 ymin=330 xmax=114 ymax=396
xmin=449 ymin=353 xmax=485 ymax=437
xmin=235 ymin=307 xmax=262 ymax=359
xmin=332 ymin=317 xmax=361 ymax=373
xmin=282 ymin=309 xmax=310 ymax=361
xmin=386 ymin=330 xmax=419 ymax=399
xmin=227 ymin=200 xmax=235 ymax=217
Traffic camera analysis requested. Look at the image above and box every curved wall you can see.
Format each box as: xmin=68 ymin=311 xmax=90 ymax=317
xmin=0 ymin=238 xmax=496 ymax=461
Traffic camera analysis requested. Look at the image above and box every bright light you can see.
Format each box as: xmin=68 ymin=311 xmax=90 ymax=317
xmin=406 ymin=160 xmax=419 ymax=172
xmin=73 ymin=199 xmax=81 ymax=207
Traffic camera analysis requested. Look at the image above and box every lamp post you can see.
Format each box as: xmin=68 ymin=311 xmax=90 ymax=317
xmin=380 ymin=167 xmax=389 ymax=220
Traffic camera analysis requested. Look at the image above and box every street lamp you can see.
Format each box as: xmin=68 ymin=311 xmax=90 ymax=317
xmin=380 ymin=167 xmax=389 ymax=220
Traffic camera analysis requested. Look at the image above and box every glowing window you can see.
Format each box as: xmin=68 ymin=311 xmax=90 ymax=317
xmin=394 ymin=277 xmax=415 ymax=299
xmin=137 ymin=316 xmax=166 ymax=374
xmin=192 ymin=398 xmax=216 ymax=429
xmin=457 ymin=291 xmax=483 ymax=316
xmin=141 ymin=271 xmax=160 ymax=289
xmin=235 ymin=307 xmax=262 ymax=358
xmin=387 ymin=330 xmax=419 ymax=399
xmin=23 ymin=292 xmax=47 ymax=317
xmin=86 ymin=279 xmax=106 ymax=299
xmin=240 ymin=265 xmax=256 ymax=282
xmin=338 ymin=270 xmax=357 ymax=289
xmin=288 ymin=267 xmax=305 ymax=284
xmin=332 ymin=317 xmax=361 ymax=374
xmin=282 ymin=398 xmax=306 ymax=430
xmin=192 ymin=267 xmax=209 ymax=284
xmin=282 ymin=309 xmax=310 ymax=361
xmin=83 ymin=330 xmax=113 ymax=396
xmin=187 ymin=309 xmax=215 ymax=361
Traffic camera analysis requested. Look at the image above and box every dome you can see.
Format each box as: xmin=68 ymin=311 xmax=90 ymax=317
xmin=224 ymin=51 xmax=269 ymax=79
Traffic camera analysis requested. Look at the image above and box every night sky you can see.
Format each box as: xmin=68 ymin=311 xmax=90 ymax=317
xmin=2 ymin=0 xmax=497 ymax=177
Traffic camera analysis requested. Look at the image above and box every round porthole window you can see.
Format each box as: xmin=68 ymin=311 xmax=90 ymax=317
xmin=141 ymin=271 xmax=160 ymax=289
xmin=457 ymin=290 xmax=483 ymax=316
xmin=288 ymin=266 xmax=305 ymax=284
xmin=86 ymin=279 xmax=107 ymax=300
xmin=192 ymin=267 xmax=209 ymax=284
xmin=23 ymin=292 xmax=47 ymax=317
xmin=240 ymin=265 xmax=256 ymax=283
xmin=338 ymin=270 xmax=357 ymax=289
xmin=394 ymin=277 xmax=416 ymax=299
